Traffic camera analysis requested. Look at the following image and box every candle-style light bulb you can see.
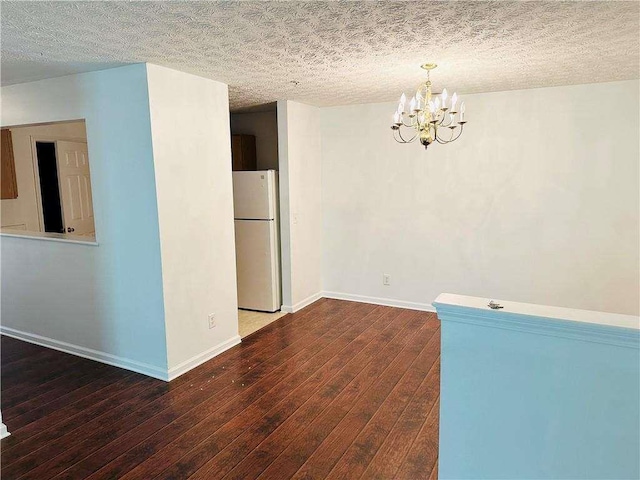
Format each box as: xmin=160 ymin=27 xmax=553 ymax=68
xmin=409 ymin=96 xmax=417 ymax=112
xmin=441 ymin=88 xmax=448 ymax=108
xmin=393 ymin=111 xmax=402 ymax=125
xmin=451 ymin=92 xmax=458 ymax=111
xmin=415 ymin=91 xmax=423 ymax=110
xmin=399 ymin=93 xmax=407 ymax=113
xmin=449 ymin=113 xmax=456 ymax=127
xmin=428 ymin=101 xmax=435 ymax=113
xmin=459 ymin=101 xmax=466 ymax=122
xmin=435 ymin=97 xmax=441 ymax=111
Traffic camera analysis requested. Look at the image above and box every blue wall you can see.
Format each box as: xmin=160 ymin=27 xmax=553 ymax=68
xmin=1 ymin=65 xmax=169 ymax=377
xmin=436 ymin=302 xmax=639 ymax=479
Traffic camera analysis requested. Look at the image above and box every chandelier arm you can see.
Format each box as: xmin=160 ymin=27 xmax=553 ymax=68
xmin=435 ymin=124 xmax=464 ymax=144
xmin=396 ymin=127 xmax=418 ymax=143
xmin=400 ymin=113 xmax=418 ymax=128
xmin=435 ymin=135 xmax=448 ymax=145
xmin=401 ymin=118 xmax=415 ymax=128
xmin=393 ymin=129 xmax=405 ymax=144
xmin=439 ymin=111 xmax=453 ymax=128
xmin=435 ymin=124 xmax=455 ymax=144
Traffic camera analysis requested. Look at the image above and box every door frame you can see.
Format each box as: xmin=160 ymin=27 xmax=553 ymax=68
xmin=29 ymin=135 xmax=87 ymax=233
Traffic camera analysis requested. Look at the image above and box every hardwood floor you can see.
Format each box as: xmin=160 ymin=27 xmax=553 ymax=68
xmin=1 ymin=299 xmax=440 ymax=479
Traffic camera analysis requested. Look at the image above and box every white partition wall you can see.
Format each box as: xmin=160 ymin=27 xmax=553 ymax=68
xmin=1 ymin=63 xmax=241 ymax=380
xmin=146 ymin=65 xmax=240 ymax=378
xmin=277 ymin=100 xmax=323 ymax=312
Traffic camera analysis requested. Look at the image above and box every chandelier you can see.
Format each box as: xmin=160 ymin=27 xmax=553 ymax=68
xmin=391 ymin=63 xmax=467 ymax=150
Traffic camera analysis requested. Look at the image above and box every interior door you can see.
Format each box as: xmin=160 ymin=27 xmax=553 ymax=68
xmin=55 ymin=141 xmax=95 ymax=237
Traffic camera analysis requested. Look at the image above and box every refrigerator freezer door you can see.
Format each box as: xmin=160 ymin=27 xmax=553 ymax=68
xmin=233 ymin=170 xmax=276 ymax=220
xmin=234 ymin=219 xmax=281 ymax=312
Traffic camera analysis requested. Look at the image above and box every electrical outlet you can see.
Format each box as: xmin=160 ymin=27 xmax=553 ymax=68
xmin=383 ymin=274 xmax=391 ymax=286
xmin=208 ymin=313 xmax=216 ymax=329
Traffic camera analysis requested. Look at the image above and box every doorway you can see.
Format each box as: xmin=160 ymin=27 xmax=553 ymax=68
xmin=34 ymin=139 xmax=95 ymax=237
xmin=35 ymin=142 xmax=64 ymax=233
xmin=230 ymin=106 xmax=286 ymax=337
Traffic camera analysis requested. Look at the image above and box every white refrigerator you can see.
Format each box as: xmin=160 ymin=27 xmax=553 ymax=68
xmin=233 ymin=170 xmax=281 ymax=312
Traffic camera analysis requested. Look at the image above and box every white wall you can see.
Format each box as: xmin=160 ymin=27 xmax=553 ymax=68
xmin=277 ymin=101 xmax=323 ymax=311
xmin=1 ymin=121 xmax=86 ymax=231
xmin=321 ymin=80 xmax=640 ymax=316
xmin=0 ymin=65 xmax=169 ymax=377
xmin=0 ymin=411 xmax=8 ymax=439
xmin=230 ymin=110 xmax=279 ymax=170
xmin=146 ymin=64 xmax=239 ymax=376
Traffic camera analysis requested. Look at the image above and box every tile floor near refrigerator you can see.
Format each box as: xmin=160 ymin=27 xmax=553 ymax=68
xmin=238 ymin=309 xmax=288 ymax=338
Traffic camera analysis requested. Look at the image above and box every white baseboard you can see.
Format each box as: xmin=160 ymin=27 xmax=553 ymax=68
xmin=281 ymin=291 xmax=323 ymax=313
xmin=0 ymin=423 xmax=9 ymax=439
xmin=167 ymin=335 xmax=242 ymax=381
xmin=0 ymin=326 xmax=169 ymax=381
xmin=1 ymin=326 xmax=245 ymax=383
xmin=321 ymin=291 xmax=436 ymax=313
xmin=1 ymin=293 xmax=429 ymax=385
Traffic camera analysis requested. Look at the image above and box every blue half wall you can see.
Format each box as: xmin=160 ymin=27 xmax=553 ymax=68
xmin=434 ymin=293 xmax=640 ymax=480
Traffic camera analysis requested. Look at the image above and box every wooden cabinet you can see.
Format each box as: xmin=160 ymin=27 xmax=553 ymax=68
xmin=231 ymin=134 xmax=257 ymax=171
xmin=1 ymin=129 xmax=18 ymax=200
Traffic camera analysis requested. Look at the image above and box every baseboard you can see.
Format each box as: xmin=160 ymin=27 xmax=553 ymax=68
xmin=167 ymin=335 xmax=242 ymax=381
xmin=0 ymin=326 xmax=169 ymax=381
xmin=0 ymin=423 xmax=9 ymax=439
xmin=281 ymin=291 xmax=323 ymax=313
xmin=322 ymin=291 xmax=437 ymax=313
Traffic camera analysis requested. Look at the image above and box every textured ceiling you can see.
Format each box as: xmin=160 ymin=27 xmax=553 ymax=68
xmin=1 ymin=1 xmax=639 ymax=111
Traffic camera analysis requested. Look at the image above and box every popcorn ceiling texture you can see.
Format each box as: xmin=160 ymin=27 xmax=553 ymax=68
xmin=1 ymin=1 xmax=638 ymax=110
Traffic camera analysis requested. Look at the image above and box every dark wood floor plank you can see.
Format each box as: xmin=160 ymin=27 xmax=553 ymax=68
xmin=54 ymin=301 xmax=367 ymax=480
xmin=115 ymin=302 xmax=383 ymax=480
xmin=9 ymin=302 xmax=360 ymax=479
xmin=393 ymin=398 xmax=440 ymax=480
xmin=260 ymin=313 xmax=437 ymax=480
xmin=2 ymin=361 xmax=104 ymax=415
xmin=2 ymin=361 xmax=121 ymax=425
xmin=324 ymin=333 xmax=440 ymax=480
xmin=0 ymin=300 xmax=441 ymax=480
xmin=1 ymin=370 xmax=142 ymax=450
xmin=1 ymin=338 xmax=55 ymax=365
xmin=428 ymin=461 xmax=438 ymax=480
xmin=1 ymin=377 xmax=163 ymax=478
xmin=1 ymin=348 xmax=87 ymax=397
xmin=6 ymin=366 xmax=132 ymax=430
xmin=361 ymin=357 xmax=440 ymax=479
xmin=187 ymin=307 xmax=415 ymax=480
xmin=1 ymin=300 xmax=339 ymax=467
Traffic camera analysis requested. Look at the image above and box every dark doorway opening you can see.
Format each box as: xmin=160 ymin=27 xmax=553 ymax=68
xmin=36 ymin=142 xmax=64 ymax=234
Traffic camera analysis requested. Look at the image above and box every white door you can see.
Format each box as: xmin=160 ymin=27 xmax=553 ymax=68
xmin=235 ymin=219 xmax=281 ymax=312
xmin=56 ymin=141 xmax=95 ymax=237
